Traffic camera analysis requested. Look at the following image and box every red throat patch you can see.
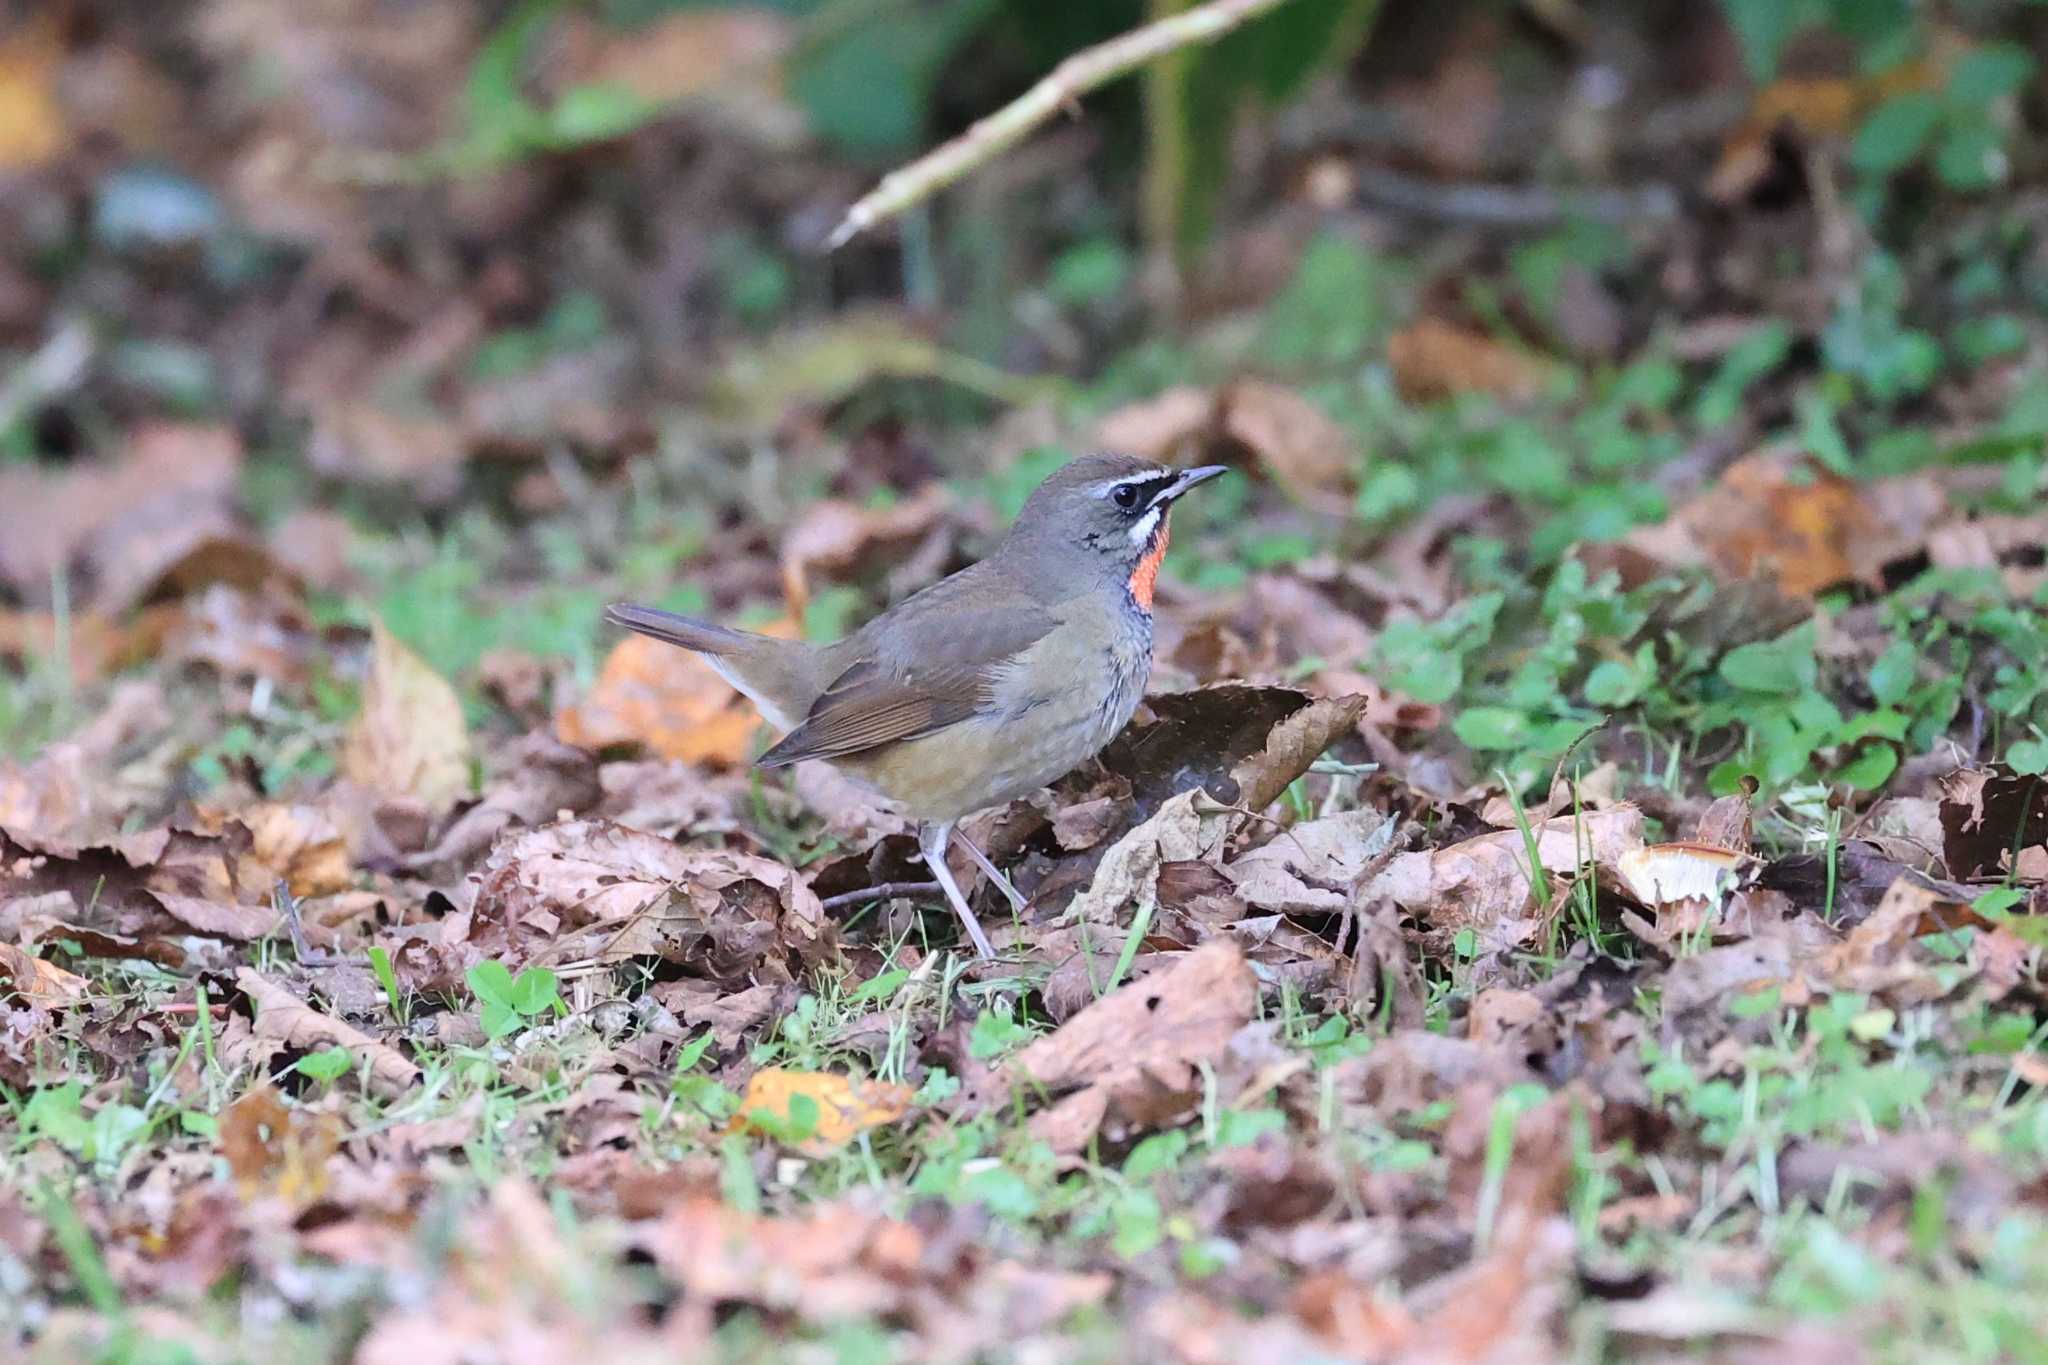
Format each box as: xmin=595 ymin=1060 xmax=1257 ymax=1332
xmin=1128 ymin=520 xmax=1169 ymax=609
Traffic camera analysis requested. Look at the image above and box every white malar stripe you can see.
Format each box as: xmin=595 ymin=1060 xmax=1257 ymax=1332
xmin=1126 ymin=505 xmax=1162 ymax=545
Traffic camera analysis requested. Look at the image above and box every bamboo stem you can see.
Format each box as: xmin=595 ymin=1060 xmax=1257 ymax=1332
xmin=825 ymin=0 xmax=1296 ymax=249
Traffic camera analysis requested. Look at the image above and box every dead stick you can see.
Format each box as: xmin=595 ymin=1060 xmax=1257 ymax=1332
xmin=826 ymin=0 xmax=1295 ymax=248
xmin=819 ymin=880 xmax=944 ymax=911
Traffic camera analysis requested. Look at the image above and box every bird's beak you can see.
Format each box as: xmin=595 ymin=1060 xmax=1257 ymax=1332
xmin=1158 ymin=464 xmax=1228 ymax=504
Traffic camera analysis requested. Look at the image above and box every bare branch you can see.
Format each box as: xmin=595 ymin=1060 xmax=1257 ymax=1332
xmin=825 ymin=0 xmax=1295 ymax=249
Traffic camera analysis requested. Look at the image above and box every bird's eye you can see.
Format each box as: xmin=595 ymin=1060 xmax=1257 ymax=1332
xmin=1111 ymin=483 xmax=1142 ymax=511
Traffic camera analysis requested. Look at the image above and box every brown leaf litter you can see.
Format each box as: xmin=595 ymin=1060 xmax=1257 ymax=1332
xmin=1005 ymin=939 xmax=1257 ymax=1154
xmin=236 ymin=968 xmax=420 ymax=1097
xmin=457 ymin=818 xmax=829 ymax=980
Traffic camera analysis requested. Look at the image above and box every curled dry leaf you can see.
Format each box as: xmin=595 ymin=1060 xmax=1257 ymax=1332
xmin=1007 ymin=939 xmax=1256 ymax=1153
xmin=558 ymin=630 xmax=779 ymax=767
xmin=1102 ymin=684 xmax=1363 ymax=819
xmin=1388 ymin=317 xmax=1554 ymax=403
xmin=1364 ymin=804 xmax=1645 ymax=949
xmin=728 ymin=1067 xmax=914 ymax=1156
xmin=1091 ymin=381 xmax=1358 ymax=507
xmin=342 ymin=619 xmax=472 ymax=815
xmin=1231 ymin=692 xmax=1369 ymax=813
xmin=402 ymin=731 xmax=603 ymax=873
xmin=464 ymin=819 xmax=828 ymax=981
xmin=225 ymin=802 xmax=351 ymax=898
xmin=237 ymin=967 xmax=420 ymax=1097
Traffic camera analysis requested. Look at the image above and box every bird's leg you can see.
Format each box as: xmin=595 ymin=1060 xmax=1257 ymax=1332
xmin=953 ymin=831 xmax=1028 ymax=913
xmin=919 ymin=821 xmax=997 ymax=959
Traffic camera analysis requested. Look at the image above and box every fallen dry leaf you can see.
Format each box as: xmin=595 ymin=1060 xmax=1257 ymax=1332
xmin=342 ymin=619 xmax=473 ymax=815
xmin=0 ymin=941 xmax=88 ymax=1005
xmin=557 ymin=630 xmax=780 ymax=767
xmin=1363 ymin=804 xmax=1645 ymax=951
xmin=1007 ymin=939 xmax=1256 ymax=1153
xmin=1059 ymin=789 xmax=1235 ymax=929
xmin=1093 ymin=385 xmax=1211 ymax=462
xmin=464 ymin=819 xmax=829 ymax=980
xmin=0 ymin=822 xmax=279 ymax=945
xmin=0 ymin=421 xmax=244 ymax=605
xmin=1091 ymin=380 xmax=1359 ymax=507
xmin=1101 ymin=684 xmax=1362 ymax=818
xmin=1388 ymin=317 xmax=1554 ymax=403
xmin=779 ymin=484 xmax=949 ymax=614
xmin=217 ymin=1085 xmax=343 ymax=1203
xmin=1227 ymin=807 xmax=1398 ymax=916
xmin=220 ymin=803 xmax=351 ymax=899
xmin=1627 ymin=452 xmax=1944 ymax=600
xmin=728 ymin=1067 xmax=913 ymax=1156
xmin=237 ymin=967 xmax=421 ymax=1097
xmin=1230 ymin=692 xmax=1369 ymax=812
xmin=1218 ymin=378 xmax=1357 ymax=506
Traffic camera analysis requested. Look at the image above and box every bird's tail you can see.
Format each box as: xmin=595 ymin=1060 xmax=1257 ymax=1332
xmin=603 ymin=603 xmax=756 ymax=655
xmin=602 ymin=602 xmax=820 ymax=731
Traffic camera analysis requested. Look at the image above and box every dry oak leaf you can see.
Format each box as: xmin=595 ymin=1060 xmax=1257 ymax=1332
xmin=728 ymin=1067 xmax=913 ymax=1156
xmin=0 ymin=942 xmax=87 ymax=1005
xmin=342 ymin=619 xmax=472 ymax=814
xmin=1364 ymin=804 xmax=1644 ymax=949
xmin=1007 ymin=939 xmax=1256 ymax=1154
xmin=465 ymin=819 xmax=827 ymax=979
xmin=1388 ymin=317 xmax=1554 ymax=403
xmin=1092 ymin=385 xmax=1211 ymax=462
xmin=237 ymin=967 xmax=420 ymax=1097
xmin=557 ymin=630 xmax=782 ymax=767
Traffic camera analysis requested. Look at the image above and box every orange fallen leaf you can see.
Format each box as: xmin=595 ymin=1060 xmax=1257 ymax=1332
xmin=237 ymin=802 xmax=352 ymax=898
xmin=342 ymin=619 xmax=473 ymax=814
xmin=559 ymin=617 xmax=798 ymax=766
xmin=1628 ymin=452 xmax=1945 ymax=600
xmin=218 ymin=1085 xmax=343 ymax=1204
xmin=728 ymin=1067 xmax=913 ymax=1155
xmin=1388 ymin=318 xmax=1553 ymax=403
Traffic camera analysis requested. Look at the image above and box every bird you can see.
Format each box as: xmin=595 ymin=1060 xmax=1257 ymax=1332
xmin=604 ymin=453 xmax=1228 ymax=958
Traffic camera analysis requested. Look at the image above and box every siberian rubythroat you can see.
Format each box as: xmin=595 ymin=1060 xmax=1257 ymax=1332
xmin=605 ymin=454 xmax=1227 ymax=957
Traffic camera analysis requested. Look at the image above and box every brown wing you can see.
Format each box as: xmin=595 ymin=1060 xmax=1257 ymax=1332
xmin=755 ymin=601 xmax=1055 ymax=768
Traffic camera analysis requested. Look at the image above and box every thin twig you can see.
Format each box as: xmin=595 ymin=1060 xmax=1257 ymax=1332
xmin=826 ymin=0 xmax=1295 ymax=248
xmin=819 ymin=880 xmax=944 ymax=911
